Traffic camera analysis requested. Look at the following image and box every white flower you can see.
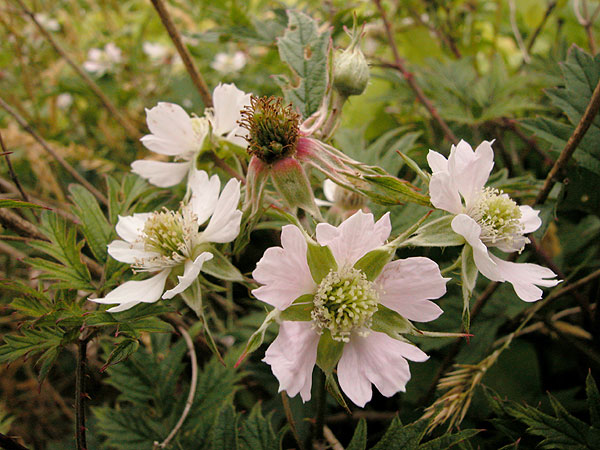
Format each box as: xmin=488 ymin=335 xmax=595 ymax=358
xmin=142 ymin=42 xmax=170 ymax=61
xmin=83 ymin=43 xmax=122 ymax=76
xmin=427 ymin=139 xmax=560 ymax=302
xmin=252 ymin=210 xmax=448 ymax=407
xmin=90 ymin=169 xmax=242 ymax=312
xmin=35 ymin=14 xmax=60 ymax=31
xmin=56 ymin=93 xmax=73 ymax=110
xmin=132 ymin=83 xmax=251 ymax=187
xmin=210 ymin=51 xmax=247 ymax=74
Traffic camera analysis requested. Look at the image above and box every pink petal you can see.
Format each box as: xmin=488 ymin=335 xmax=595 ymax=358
xmin=451 ymin=214 xmax=502 ymax=282
xmin=315 ymin=210 xmax=391 ymax=267
xmin=448 ymin=140 xmax=494 ymax=207
xmin=376 ymin=257 xmax=447 ymax=322
xmin=263 ymin=321 xmax=319 ymax=402
xmin=426 ymin=150 xmax=448 ymax=173
xmin=429 ymin=171 xmax=463 ymax=214
xmin=162 ymin=253 xmax=213 ymax=299
xmin=337 ymin=331 xmax=428 ymax=407
xmin=252 ymin=225 xmax=316 ymax=309
xmin=201 ymin=178 xmax=242 ymax=243
xmin=520 ymin=205 xmax=542 ymax=234
xmin=189 ymin=169 xmax=221 ymax=226
xmin=131 ymin=160 xmax=191 ymax=187
xmin=489 ymin=254 xmax=560 ymax=302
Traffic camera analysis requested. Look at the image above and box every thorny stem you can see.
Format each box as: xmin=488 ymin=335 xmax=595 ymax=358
xmin=0 ymin=131 xmax=28 ymax=202
xmin=153 ymin=326 xmax=198 ymax=449
xmin=0 ymin=96 xmax=108 ymax=206
xmin=150 ymin=0 xmax=213 ymax=108
xmin=75 ymin=339 xmax=88 ymax=450
xmin=281 ymin=393 xmax=306 ymax=450
xmin=535 ymin=77 xmax=600 ymax=205
xmin=12 ymin=0 xmax=141 ymax=140
xmin=372 ymin=0 xmax=458 ymax=145
xmin=0 ymin=433 xmax=30 ymax=450
xmin=406 ymin=6 xmax=461 ymax=58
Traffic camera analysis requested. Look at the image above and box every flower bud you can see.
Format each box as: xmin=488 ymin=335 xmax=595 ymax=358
xmin=333 ymin=21 xmax=370 ymax=97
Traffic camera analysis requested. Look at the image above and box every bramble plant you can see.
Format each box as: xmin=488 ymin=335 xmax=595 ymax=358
xmin=1 ymin=1 xmax=600 ymax=449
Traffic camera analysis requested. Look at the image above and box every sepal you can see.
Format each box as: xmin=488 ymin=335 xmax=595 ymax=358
xmin=270 ymin=157 xmax=322 ymax=219
xmin=371 ymin=305 xmax=417 ymax=340
xmin=316 ymin=329 xmax=344 ymax=375
xmin=235 ymin=308 xmax=281 ymax=368
xmin=280 ymin=294 xmax=314 ymax=321
xmin=404 ymin=215 xmax=465 ymax=247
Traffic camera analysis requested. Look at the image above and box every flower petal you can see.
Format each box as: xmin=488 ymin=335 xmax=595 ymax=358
xmin=210 ymin=83 xmax=252 ymax=136
xmin=89 ymin=269 xmax=170 ymax=312
xmin=252 ymin=225 xmax=316 ymax=310
xmin=263 ymin=321 xmax=319 ymax=402
xmin=107 ymin=240 xmax=158 ymax=264
xmin=427 ymin=150 xmax=448 ymax=173
xmin=451 ymin=214 xmax=502 ymax=282
xmin=131 ymin=160 xmax=191 ymax=187
xmin=429 ymin=171 xmax=463 ymax=214
xmin=162 ymin=252 xmax=213 ymax=299
xmin=115 ymin=213 xmax=152 ymax=242
xmin=189 ymin=169 xmax=221 ymax=226
xmin=520 ymin=205 xmax=542 ymax=234
xmin=337 ymin=331 xmax=428 ymax=407
xmin=448 ymin=140 xmax=494 ymax=207
xmin=142 ymin=102 xmax=200 ymax=156
xmin=315 ymin=210 xmax=391 ymax=267
xmin=201 ymin=178 xmax=242 ymax=243
xmin=376 ymin=257 xmax=447 ymax=322
xmin=489 ymin=254 xmax=560 ymax=302
xmin=224 ymin=127 xmax=248 ymax=148
xmin=323 ymin=179 xmax=337 ymax=202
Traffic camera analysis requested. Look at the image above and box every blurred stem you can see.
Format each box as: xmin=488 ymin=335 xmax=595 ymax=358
xmin=314 ymin=370 xmax=327 ymax=445
xmin=150 ymin=0 xmax=213 ymax=108
xmin=281 ymin=393 xmax=305 ymax=450
xmin=153 ymin=326 xmax=198 ymax=449
xmin=0 ymin=433 xmax=30 ymax=450
xmin=526 ymin=1 xmax=557 ymax=54
xmin=75 ymin=339 xmax=88 ymax=450
xmin=441 ymin=257 xmax=461 ymax=275
xmin=535 ymin=76 xmax=600 ymax=205
xmin=12 ymin=0 xmax=141 ymax=140
xmin=0 ymin=130 xmax=28 ymax=202
xmin=574 ymin=0 xmax=599 ymax=54
xmin=372 ymin=0 xmax=458 ymax=145
xmin=321 ymin=93 xmax=346 ymax=142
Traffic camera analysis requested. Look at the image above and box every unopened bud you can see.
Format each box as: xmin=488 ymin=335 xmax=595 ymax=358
xmin=333 ymin=20 xmax=370 ymax=97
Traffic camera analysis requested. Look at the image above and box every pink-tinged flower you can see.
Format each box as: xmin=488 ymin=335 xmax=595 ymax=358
xmin=90 ymin=169 xmax=241 ymax=312
xmin=252 ymin=210 xmax=448 ymax=407
xmin=132 ymin=83 xmax=251 ymax=187
xmin=427 ymin=140 xmax=560 ymax=302
xmin=83 ymin=43 xmax=122 ymax=76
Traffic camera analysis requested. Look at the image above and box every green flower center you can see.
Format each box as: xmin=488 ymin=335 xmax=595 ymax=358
xmin=468 ymin=187 xmax=523 ymax=246
xmin=312 ymin=267 xmax=379 ymax=342
xmin=238 ymin=96 xmax=300 ymax=164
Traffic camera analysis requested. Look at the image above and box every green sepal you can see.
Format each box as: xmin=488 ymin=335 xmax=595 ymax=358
xmin=316 ymin=329 xmax=344 ymax=375
xmin=371 ymin=305 xmax=416 ymax=341
xmin=404 ymin=215 xmax=465 ymax=247
xmin=280 ymin=294 xmax=314 ymax=321
xmin=460 ymin=245 xmax=478 ymax=333
xmin=235 ymin=309 xmax=281 ymax=368
xmin=325 ymin=372 xmax=351 ymax=414
xmin=306 ymin=242 xmax=337 ymax=284
xmin=201 ymin=247 xmax=244 ymax=282
xmin=270 ymin=157 xmax=322 ymax=219
xmin=353 ymin=244 xmax=395 ymax=281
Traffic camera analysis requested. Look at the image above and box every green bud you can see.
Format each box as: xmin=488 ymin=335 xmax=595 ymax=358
xmin=333 ymin=20 xmax=370 ymax=97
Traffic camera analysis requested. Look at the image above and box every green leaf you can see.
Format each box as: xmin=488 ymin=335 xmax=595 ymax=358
xmin=406 ymin=215 xmax=465 ymax=247
xmin=346 ymin=418 xmax=367 ymax=450
xmin=587 ymin=372 xmax=600 ymax=428
xmin=69 ymin=184 xmax=113 ymax=263
xmin=101 ymin=339 xmax=139 ymax=372
xmin=239 ymin=403 xmax=279 ymax=450
xmin=36 ymin=346 xmax=61 ymax=383
xmin=306 ymin=241 xmax=337 ymax=284
xmin=360 ymin=174 xmax=431 ymax=206
xmin=276 ymin=10 xmax=330 ymax=118
xmin=210 ymin=402 xmax=240 ymax=450
xmin=0 ymin=198 xmax=48 ymax=209
xmin=0 ymin=327 xmax=63 ymax=363
xmin=418 ymin=429 xmax=481 ymax=449
xmin=371 ymin=416 xmax=428 ymax=450
xmin=0 ymin=279 xmax=52 ymax=317
xmin=202 ymin=247 xmax=244 ymax=282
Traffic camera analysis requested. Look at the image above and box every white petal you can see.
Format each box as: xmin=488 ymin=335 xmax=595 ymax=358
xmin=89 ymin=269 xmax=170 ymax=312
xmin=189 ymin=169 xmax=221 ymax=225
xmin=131 ymin=160 xmax=191 ymax=187
xmin=427 ymin=150 xmax=448 ymax=173
xmin=143 ymin=102 xmax=200 ymax=156
xmin=162 ymin=253 xmax=213 ymax=299
xmin=337 ymin=332 xmax=428 ymax=407
xmin=252 ymin=225 xmax=316 ymax=310
xmin=520 ymin=205 xmax=542 ymax=234
xmin=115 ymin=213 xmax=152 ymax=242
xmin=448 ymin=140 xmax=494 ymax=207
xmin=429 ymin=171 xmax=463 ymax=214
xmin=201 ymin=178 xmax=242 ymax=243
xmin=323 ymin=179 xmax=337 ymax=202
xmin=315 ymin=210 xmax=391 ymax=267
xmin=489 ymin=254 xmax=560 ymax=302
xmin=224 ymin=127 xmax=248 ymax=148
xmin=263 ymin=321 xmax=319 ymax=402
xmin=211 ymin=83 xmax=252 ymax=136
xmin=451 ymin=214 xmax=502 ymax=282
xmin=107 ymin=240 xmax=159 ymax=264
xmin=376 ymin=257 xmax=447 ymax=322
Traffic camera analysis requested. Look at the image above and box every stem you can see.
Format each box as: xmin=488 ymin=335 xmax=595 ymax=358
xmin=12 ymin=0 xmax=140 ymax=140
xmin=508 ymin=0 xmax=530 ymax=63
xmin=314 ymin=370 xmax=327 ymax=444
xmin=0 ymin=434 xmax=30 ymax=450
xmin=0 ymin=130 xmax=28 ymax=202
xmin=372 ymin=0 xmax=458 ymax=145
xmin=150 ymin=0 xmax=213 ymax=108
xmin=526 ymin=1 xmax=557 ymax=54
xmin=75 ymin=339 xmax=88 ymax=450
xmin=153 ymin=326 xmax=198 ymax=449
xmin=0 ymin=96 xmax=108 ymax=206
xmin=535 ymin=77 xmax=600 ymax=205
xmin=323 ymin=426 xmax=344 ymax=450
xmin=281 ymin=393 xmax=306 ymax=450
xmin=441 ymin=256 xmax=461 ymax=275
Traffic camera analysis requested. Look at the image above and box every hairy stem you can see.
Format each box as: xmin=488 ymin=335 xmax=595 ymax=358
xmin=281 ymin=393 xmax=306 ymax=450
xmin=75 ymin=339 xmax=88 ymax=450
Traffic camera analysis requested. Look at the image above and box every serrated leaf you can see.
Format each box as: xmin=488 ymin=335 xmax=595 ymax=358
xmin=0 ymin=198 xmax=48 ymax=209
xmin=102 ymin=339 xmax=139 ymax=372
xmin=0 ymin=327 xmax=63 ymax=363
xmin=69 ymin=184 xmax=113 ymax=263
xmin=239 ymin=403 xmax=279 ymax=450
xmin=211 ymin=402 xmax=240 ymax=450
xmin=418 ymin=429 xmax=481 ymax=449
xmin=371 ymin=416 xmax=428 ymax=450
xmin=276 ymin=10 xmax=330 ymax=118
xmin=587 ymin=373 xmax=600 ymax=428
xmin=346 ymin=418 xmax=367 ymax=450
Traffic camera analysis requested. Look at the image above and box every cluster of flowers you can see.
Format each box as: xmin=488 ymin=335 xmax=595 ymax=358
xmin=90 ymin=81 xmax=559 ymax=407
